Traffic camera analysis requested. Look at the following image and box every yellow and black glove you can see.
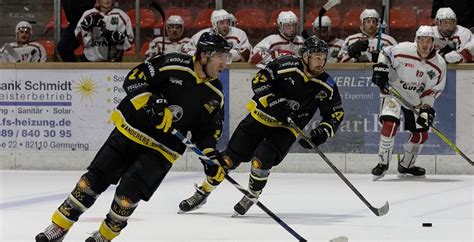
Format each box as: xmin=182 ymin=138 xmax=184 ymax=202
xmin=143 ymin=94 xmax=172 ymax=133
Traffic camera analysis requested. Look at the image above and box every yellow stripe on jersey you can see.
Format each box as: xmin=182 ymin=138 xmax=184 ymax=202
xmin=258 ymin=93 xmax=273 ymax=107
xmin=204 ymin=81 xmax=224 ymax=108
xmin=308 ymin=78 xmax=334 ymax=99
xmin=130 ymin=92 xmax=152 ymax=110
xmin=277 ymin=67 xmax=309 ymax=82
xmin=246 ymin=100 xmax=298 ymax=137
xmin=111 ymin=109 xmax=180 ymax=163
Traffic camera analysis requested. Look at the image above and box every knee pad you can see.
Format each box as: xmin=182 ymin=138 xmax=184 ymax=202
xmin=380 ymin=119 xmax=399 ymax=137
xmin=254 ymin=141 xmax=282 ymax=168
xmin=83 ymin=170 xmax=110 ymax=194
xmin=410 ymin=131 xmax=428 ymax=144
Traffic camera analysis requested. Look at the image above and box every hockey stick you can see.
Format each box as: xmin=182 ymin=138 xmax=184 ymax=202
xmin=317 ymin=0 xmax=341 ymax=37
xmin=171 ymin=129 xmax=308 ymax=242
xmin=386 ymin=85 xmax=473 ymax=166
xmin=376 ymin=1 xmax=386 ymax=51
xmin=287 ymin=118 xmax=389 ymax=217
xmin=150 ymin=1 xmax=166 ymax=53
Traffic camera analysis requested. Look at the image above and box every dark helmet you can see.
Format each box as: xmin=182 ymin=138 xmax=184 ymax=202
xmin=196 ymin=32 xmax=232 ymax=54
xmin=298 ymin=36 xmax=329 ymax=56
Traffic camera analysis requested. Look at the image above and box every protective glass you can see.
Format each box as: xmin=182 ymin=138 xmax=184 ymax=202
xmin=208 ymin=51 xmax=233 ymax=65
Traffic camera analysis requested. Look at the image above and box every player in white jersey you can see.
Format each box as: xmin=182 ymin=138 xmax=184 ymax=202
xmin=184 ymin=9 xmax=252 ymax=62
xmin=370 ymin=26 xmax=446 ymax=181
xmin=75 ymin=0 xmax=134 ymax=62
xmin=0 ymin=21 xmax=46 ymax=63
xmin=454 ymin=39 xmax=474 ymax=62
xmin=250 ymin=11 xmax=304 ymax=68
xmin=312 ymin=16 xmax=343 ymax=64
xmin=338 ymin=9 xmax=397 ymax=63
xmin=432 ymin=7 xmax=473 ymax=63
xmin=144 ymin=15 xmax=191 ymax=60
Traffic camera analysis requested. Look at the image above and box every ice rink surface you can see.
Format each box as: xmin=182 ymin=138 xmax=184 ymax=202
xmin=1 ymin=170 xmax=472 ymax=242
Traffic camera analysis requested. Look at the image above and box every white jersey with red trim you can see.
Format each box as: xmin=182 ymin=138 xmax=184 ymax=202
xmin=458 ymin=39 xmax=474 ymax=62
xmin=327 ymin=38 xmax=344 ymax=64
xmin=0 ymin=42 xmax=46 ymax=63
xmin=432 ymin=25 xmax=472 ymax=50
xmin=378 ymin=41 xmax=446 ymax=108
xmin=249 ymin=34 xmax=304 ymax=67
xmin=338 ymin=32 xmax=397 ymax=63
xmin=144 ymin=36 xmax=191 ymax=60
xmin=75 ymin=8 xmax=134 ymax=61
xmin=184 ymin=27 xmax=252 ymax=62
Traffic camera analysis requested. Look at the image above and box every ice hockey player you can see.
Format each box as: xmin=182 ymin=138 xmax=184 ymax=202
xmin=371 ymin=26 xmax=446 ymax=181
xmin=338 ymin=9 xmax=397 ymax=63
xmin=185 ymin=9 xmax=252 ymax=62
xmin=432 ymin=7 xmax=473 ymax=63
xmin=250 ymin=10 xmax=305 ymax=68
xmin=0 ymin=21 xmax=46 ymax=63
xmin=312 ymin=15 xmax=344 ymax=63
xmin=144 ymin=15 xmax=191 ymax=60
xmin=179 ymin=36 xmax=344 ymax=216
xmin=35 ymin=32 xmax=231 ymax=241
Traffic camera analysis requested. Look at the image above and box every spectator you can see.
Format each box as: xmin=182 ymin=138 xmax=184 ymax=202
xmin=144 ymin=15 xmax=191 ymax=60
xmin=75 ymin=0 xmax=134 ymax=62
xmin=432 ymin=7 xmax=473 ymax=63
xmin=57 ymin=0 xmax=96 ymax=61
xmin=184 ymin=9 xmax=252 ymax=62
xmin=338 ymin=9 xmax=397 ymax=63
xmin=250 ymin=11 xmax=304 ymax=68
xmin=0 ymin=21 xmax=46 ymax=63
xmin=431 ymin=0 xmax=474 ymax=29
xmin=312 ymin=15 xmax=343 ymax=64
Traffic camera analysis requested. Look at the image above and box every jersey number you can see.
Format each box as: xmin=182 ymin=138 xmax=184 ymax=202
xmin=128 ymin=68 xmax=147 ymax=81
xmin=252 ymin=73 xmax=268 ymax=84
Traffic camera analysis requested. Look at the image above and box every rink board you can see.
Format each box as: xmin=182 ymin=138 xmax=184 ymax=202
xmin=0 ymin=64 xmax=472 ymax=174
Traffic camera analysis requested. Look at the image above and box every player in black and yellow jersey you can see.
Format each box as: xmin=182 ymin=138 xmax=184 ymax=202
xmin=179 ymin=36 xmax=345 ymax=216
xmin=35 ymin=32 xmax=231 ymax=242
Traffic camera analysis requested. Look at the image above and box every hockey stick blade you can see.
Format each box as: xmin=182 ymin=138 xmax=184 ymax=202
xmin=287 ymin=118 xmax=389 ymax=217
xmin=387 ymin=86 xmax=473 ymax=166
xmin=170 ymin=129 xmax=308 ymax=242
xmin=320 ymin=0 xmax=341 ymax=17
xmin=329 ymin=236 xmax=348 ymax=242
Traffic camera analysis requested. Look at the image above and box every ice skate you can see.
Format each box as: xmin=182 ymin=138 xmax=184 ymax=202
xmin=397 ymin=164 xmax=426 ymax=178
xmin=85 ymin=231 xmax=110 ymax=242
xmin=232 ymin=193 xmax=258 ymax=217
xmin=178 ymin=184 xmax=210 ymax=213
xmin=35 ymin=223 xmax=68 ymax=242
xmin=372 ymin=163 xmax=389 ymax=181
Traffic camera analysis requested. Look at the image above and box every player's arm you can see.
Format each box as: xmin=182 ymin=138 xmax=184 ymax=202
xmin=249 ymin=37 xmax=271 ymax=65
xmin=230 ymin=32 xmax=252 ymax=62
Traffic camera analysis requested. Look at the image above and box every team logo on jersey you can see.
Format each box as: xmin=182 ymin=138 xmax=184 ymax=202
xmin=315 ymin=90 xmax=327 ymax=100
xmin=285 ymin=76 xmax=296 ymax=85
xmin=169 ymin=77 xmax=183 ymax=85
xmin=400 ymin=80 xmax=422 ymax=92
xmin=286 ymin=100 xmax=300 ymax=111
xmin=427 ymin=70 xmax=436 ymax=80
xmin=168 ymin=105 xmax=183 ymax=121
xmin=403 ymin=62 xmax=415 ymax=68
xmin=204 ymin=100 xmax=219 ymax=114
xmin=110 ymin=16 xmax=119 ymax=25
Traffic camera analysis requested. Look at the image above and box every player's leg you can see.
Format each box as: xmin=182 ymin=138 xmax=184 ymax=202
xmin=372 ymin=97 xmax=401 ymax=181
xmin=233 ymin=127 xmax=296 ymax=216
xmin=86 ymin=146 xmax=172 ymax=241
xmin=35 ymin=129 xmax=132 ymax=242
xmin=397 ymin=108 xmax=428 ymax=178
xmin=179 ymin=115 xmax=265 ymax=213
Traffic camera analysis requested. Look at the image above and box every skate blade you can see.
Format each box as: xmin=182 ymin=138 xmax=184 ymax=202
xmin=177 ymin=209 xmax=186 ymax=214
xmin=231 ymin=211 xmax=242 ymax=217
xmin=372 ymin=172 xmax=386 ymax=181
xmin=397 ymin=173 xmax=426 ymax=179
xmin=329 ymin=236 xmax=348 ymax=242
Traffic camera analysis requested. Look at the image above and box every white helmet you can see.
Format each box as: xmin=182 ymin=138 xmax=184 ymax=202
xmin=435 ymin=7 xmax=457 ymax=22
xmin=211 ymin=9 xmax=231 ymax=31
xmin=167 ymin=15 xmax=184 ymax=26
xmin=228 ymin=13 xmax=237 ymax=27
xmin=415 ymin=25 xmax=435 ymax=39
xmin=15 ymin=21 xmax=33 ymax=41
xmin=277 ymin=11 xmax=298 ymax=39
xmin=312 ymin=16 xmax=332 ymax=29
xmin=360 ymin=9 xmax=379 ymax=27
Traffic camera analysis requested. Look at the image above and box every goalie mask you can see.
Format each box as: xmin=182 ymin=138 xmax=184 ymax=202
xmin=277 ymin=11 xmax=298 ymax=40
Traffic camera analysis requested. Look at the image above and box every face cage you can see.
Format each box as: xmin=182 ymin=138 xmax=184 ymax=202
xmin=206 ymin=50 xmax=232 ymax=65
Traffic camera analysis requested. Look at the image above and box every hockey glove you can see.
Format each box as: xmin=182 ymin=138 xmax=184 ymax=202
xmin=201 ymin=151 xmax=234 ymax=180
xmin=80 ymin=14 xmax=104 ymax=31
xmin=298 ymin=125 xmax=331 ymax=149
xmin=143 ymin=94 xmax=172 ymax=133
xmin=444 ymin=51 xmax=463 ymax=63
xmin=348 ymin=39 xmax=369 ymax=58
xmin=372 ymin=63 xmax=390 ymax=91
xmin=102 ymin=30 xmax=126 ymax=44
xmin=416 ymin=105 xmax=435 ymax=128
xmin=265 ymin=95 xmax=291 ymax=123
xmin=438 ymin=43 xmax=455 ymax=56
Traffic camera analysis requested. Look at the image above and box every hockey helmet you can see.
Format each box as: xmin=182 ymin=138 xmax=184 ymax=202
xmin=15 ymin=21 xmax=32 ymax=42
xmin=196 ymin=32 xmax=232 ymax=54
xmin=435 ymin=7 xmax=456 ymax=22
xmin=211 ymin=9 xmax=231 ymax=31
xmin=415 ymin=25 xmax=436 ymax=40
xmin=277 ymin=11 xmax=298 ymax=39
xmin=360 ymin=9 xmax=379 ymax=26
xmin=166 ymin=15 xmax=184 ymax=35
xmin=312 ymin=16 xmax=332 ymax=29
xmin=299 ymin=36 xmax=329 ymax=56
